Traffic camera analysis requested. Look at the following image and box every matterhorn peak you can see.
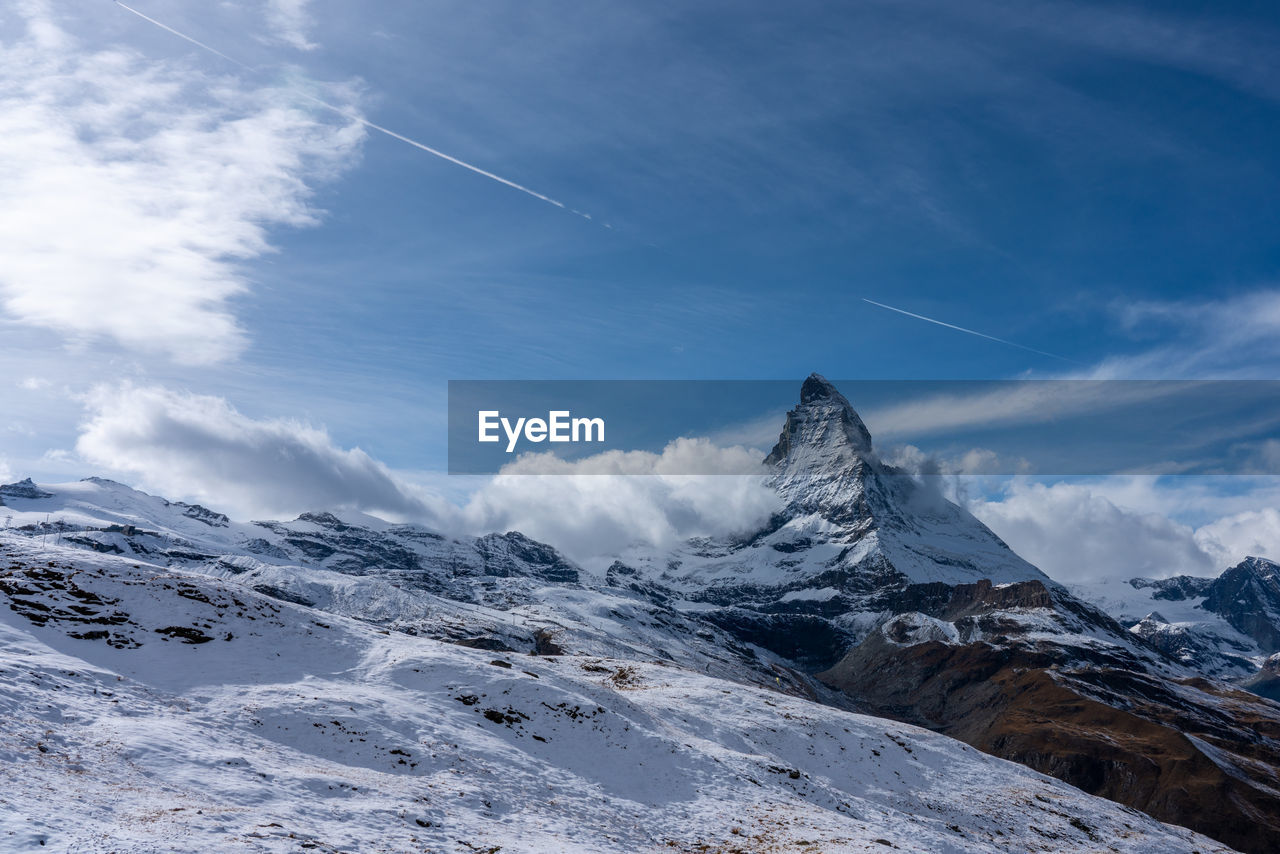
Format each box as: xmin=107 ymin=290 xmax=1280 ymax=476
xmin=798 ymin=372 xmax=849 ymax=405
xmin=757 ymin=374 xmax=1046 ymax=585
xmin=765 ymin=373 xmax=875 ymax=467
xmin=762 ymin=374 xmax=886 ymax=526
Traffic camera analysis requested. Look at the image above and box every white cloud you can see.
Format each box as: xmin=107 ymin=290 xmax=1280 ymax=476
xmin=0 ymin=5 xmax=362 ymax=363
xmin=707 ymin=409 xmax=787 ymax=450
xmin=967 ymin=480 xmax=1215 ymax=582
xmin=72 ymin=384 xmax=782 ymax=560
xmin=1194 ymin=509 xmax=1280 ymax=568
xmin=264 ymin=0 xmax=317 ymax=51
xmin=863 ymin=381 xmax=1182 ymax=440
xmin=883 ymin=444 xmax=1032 ymax=476
xmin=75 ymin=383 xmax=430 ymax=520
xmin=61 ymin=379 xmax=1280 ymax=577
xmin=965 ymin=476 xmax=1280 ymax=583
xmin=456 ymin=440 xmax=782 ymax=562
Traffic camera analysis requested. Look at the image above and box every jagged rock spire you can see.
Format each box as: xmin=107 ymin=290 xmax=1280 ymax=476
xmin=762 ymin=374 xmax=884 ymax=527
xmin=765 ymin=373 xmax=874 ymax=467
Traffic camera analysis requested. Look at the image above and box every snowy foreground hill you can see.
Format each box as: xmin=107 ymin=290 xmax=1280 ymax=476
xmin=4 ymin=375 xmax=1280 ymax=852
xmin=0 ymin=536 xmax=1231 ymax=853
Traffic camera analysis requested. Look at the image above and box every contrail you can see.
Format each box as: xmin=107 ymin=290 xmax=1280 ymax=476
xmin=113 ymin=1 xmax=595 ymax=221
xmin=862 ymin=298 xmax=1082 ymax=364
xmin=115 ymin=2 xmax=252 ymax=70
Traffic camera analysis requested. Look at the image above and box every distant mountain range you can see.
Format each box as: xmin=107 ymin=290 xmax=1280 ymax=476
xmin=3 ymin=375 xmax=1279 ymax=852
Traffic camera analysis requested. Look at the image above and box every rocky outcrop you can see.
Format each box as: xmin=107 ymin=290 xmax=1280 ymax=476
xmin=819 ymin=616 xmax=1280 ymax=854
xmin=474 ymin=532 xmax=579 ymax=584
xmin=178 ymin=503 xmax=230 ymax=527
xmin=1131 ymin=612 xmax=1257 ymax=676
xmin=700 ymin=609 xmax=853 ymax=669
xmin=764 ymin=373 xmax=873 ymax=468
xmin=0 ymin=478 xmax=53 ymax=500
xmin=1129 ymin=575 xmax=1215 ymax=601
xmin=1202 ymin=556 xmax=1280 ymax=652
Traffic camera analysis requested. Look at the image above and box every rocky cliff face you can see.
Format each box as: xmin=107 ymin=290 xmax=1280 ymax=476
xmin=761 ymin=375 xmax=1047 ymax=588
xmin=0 ymin=477 xmax=52 ymax=500
xmin=1243 ymin=653 xmax=1280 ymax=702
xmin=1203 ymin=556 xmax=1280 ymax=652
xmin=1129 ymin=611 xmax=1258 ymax=676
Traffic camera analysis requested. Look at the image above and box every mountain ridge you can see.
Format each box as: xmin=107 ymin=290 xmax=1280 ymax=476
xmin=5 ymin=375 xmax=1280 ymax=852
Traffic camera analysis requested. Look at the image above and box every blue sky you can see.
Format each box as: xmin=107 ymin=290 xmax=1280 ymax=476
xmin=4 ymin=0 xmax=1280 ymax=579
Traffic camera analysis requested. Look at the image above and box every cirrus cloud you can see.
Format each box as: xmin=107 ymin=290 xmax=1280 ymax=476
xmin=264 ymin=0 xmax=317 ymax=51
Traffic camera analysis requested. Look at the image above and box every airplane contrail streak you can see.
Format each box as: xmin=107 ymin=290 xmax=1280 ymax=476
xmin=115 ymin=2 xmax=252 ymax=70
xmin=113 ymin=1 xmax=593 ymax=221
xmin=861 ymin=298 xmax=1082 ymax=364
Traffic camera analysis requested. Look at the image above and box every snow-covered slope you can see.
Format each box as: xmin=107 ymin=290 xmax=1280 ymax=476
xmin=0 ymin=535 xmax=1234 ymax=853
xmin=0 ymin=476 xmax=829 ymax=695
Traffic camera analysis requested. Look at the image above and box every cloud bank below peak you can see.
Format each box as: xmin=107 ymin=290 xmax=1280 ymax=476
xmin=456 ymin=442 xmax=782 ymax=561
xmin=76 ymin=383 xmax=430 ymax=521
xmin=966 ymin=476 xmax=1280 ymax=584
xmin=70 ymin=384 xmax=781 ymax=562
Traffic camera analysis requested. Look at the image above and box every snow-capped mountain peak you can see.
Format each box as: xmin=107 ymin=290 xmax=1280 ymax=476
xmin=762 ymin=373 xmax=892 ymax=530
xmin=750 ymin=375 xmax=1047 ymax=588
xmin=765 ymin=372 xmax=874 ymax=466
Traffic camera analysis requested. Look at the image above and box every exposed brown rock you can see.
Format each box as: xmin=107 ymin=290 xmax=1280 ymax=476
xmin=820 ymin=629 xmax=1280 ymax=854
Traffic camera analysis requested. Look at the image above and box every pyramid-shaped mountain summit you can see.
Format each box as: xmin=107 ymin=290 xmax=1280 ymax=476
xmin=647 ymin=374 xmax=1047 ymax=613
